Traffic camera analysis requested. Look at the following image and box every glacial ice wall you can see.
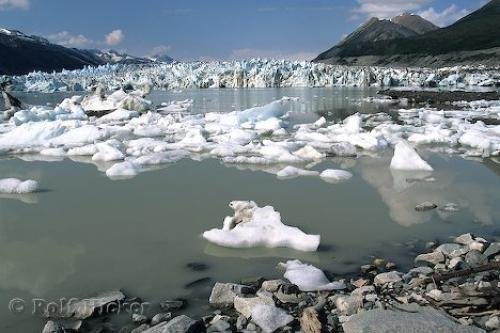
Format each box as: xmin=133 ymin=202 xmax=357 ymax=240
xmin=8 ymin=60 xmax=500 ymax=92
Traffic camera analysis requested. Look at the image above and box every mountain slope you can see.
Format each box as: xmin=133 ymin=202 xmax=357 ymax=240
xmin=314 ymin=0 xmax=500 ymax=65
xmin=315 ymin=14 xmax=435 ymax=62
xmin=0 ymin=29 xmax=102 ymax=75
xmin=391 ymin=13 xmax=438 ymax=34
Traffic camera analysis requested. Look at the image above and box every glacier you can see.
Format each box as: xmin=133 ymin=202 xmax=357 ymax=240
xmin=6 ymin=60 xmax=500 ymax=93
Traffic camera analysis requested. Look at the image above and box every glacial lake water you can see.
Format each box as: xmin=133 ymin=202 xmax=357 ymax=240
xmin=1 ymin=87 xmax=499 ymax=332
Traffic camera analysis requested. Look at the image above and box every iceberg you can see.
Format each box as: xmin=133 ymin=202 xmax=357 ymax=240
xmin=202 ymin=201 xmax=320 ymax=252
xmin=320 ymin=169 xmax=353 ymax=183
xmin=0 ymin=178 xmax=39 ymax=194
xmin=390 ymin=141 xmax=434 ymax=172
xmin=280 ymin=260 xmax=346 ymax=292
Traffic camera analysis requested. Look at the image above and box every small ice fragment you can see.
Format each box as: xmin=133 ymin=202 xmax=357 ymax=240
xmin=277 ymin=166 xmax=319 ymax=179
xmin=202 ymin=201 xmax=320 ymax=252
xmin=320 ymin=169 xmax=353 ymax=183
xmin=105 ymin=161 xmax=140 ymax=178
xmin=0 ymin=178 xmax=39 ymax=194
xmin=390 ymin=141 xmax=433 ymax=171
xmin=281 ymin=260 xmax=346 ymax=292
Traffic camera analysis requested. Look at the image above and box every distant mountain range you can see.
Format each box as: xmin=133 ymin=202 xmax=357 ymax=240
xmin=314 ymin=0 xmax=500 ymax=67
xmin=0 ymin=29 xmax=174 ymax=75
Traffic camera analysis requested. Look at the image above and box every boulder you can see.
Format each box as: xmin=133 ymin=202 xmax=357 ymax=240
xmin=143 ymin=315 xmax=204 ymax=333
xmin=415 ymin=252 xmax=444 ymax=266
xmin=251 ymin=304 xmax=294 ymax=333
xmin=234 ymin=295 xmax=274 ymax=319
xmin=342 ymin=304 xmax=485 ymax=333
xmin=374 ymin=271 xmax=402 ymax=286
xmin=208 ymin=283 xmax=254 ymax=308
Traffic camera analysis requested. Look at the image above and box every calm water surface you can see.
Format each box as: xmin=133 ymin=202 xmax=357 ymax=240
xmin=1 ymin=88 xmax=499 ymax=332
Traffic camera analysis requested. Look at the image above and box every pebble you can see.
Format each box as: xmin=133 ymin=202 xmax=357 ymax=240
xmin=374 ymin=271 xmax=402 ymax=286
xmin=415 ymin=251 xmax=445 ymax=266
xmin=150 ymin=312 xmax=172 ymax=326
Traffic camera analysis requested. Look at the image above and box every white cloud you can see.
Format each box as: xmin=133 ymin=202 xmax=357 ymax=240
xmin=353 ymin=0 xmax=431 ymax=19
xmin=46 ymin=31 xmax=91 ymax=48
xmin=105 ymin=29 xmax=124 ymax=46
xmin=418 ymin=4 xmax=470 ymax=27
xmin=0 ymin=0 xmax=29 ymax=10
xmin=149 ymin=44 xmax=172 ymax=56
xmin=229 ymin=48 xmax=317 ymax=61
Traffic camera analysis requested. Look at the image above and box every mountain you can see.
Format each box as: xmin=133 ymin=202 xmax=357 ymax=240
xmin=315 ymin=14 xmax=436 ymax=62
xmin=0 ymin=28 xmax=174 ymax=75
xmin=148 ymin=53 xmax=175 ymax=64
xmin=314 ymin=0 xmax=500 ymax=67
xmin=391 ymin=13 xmax=439 ymax=35
xmin=82 ymin=49 xmax=154 ymax=65
xmin=0 ymin=28 xmax=102 ymax=75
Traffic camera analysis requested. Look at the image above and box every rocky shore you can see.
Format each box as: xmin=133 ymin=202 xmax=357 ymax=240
xmin=41 ymin=233 xmax=500 ymax=333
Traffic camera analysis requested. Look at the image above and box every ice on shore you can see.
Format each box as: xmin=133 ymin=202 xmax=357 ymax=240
xmin=280 ymin=260 xmax=346 ymax=291
xmin=0 ymin=178 xmax=39 ymax=194
xmin=202 ymin=201 xmax=320 ymax=252
xmin=390 ymin=141 xmax=433 ymax=171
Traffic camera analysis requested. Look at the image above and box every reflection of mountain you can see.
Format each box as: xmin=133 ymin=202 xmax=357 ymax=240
xmin=358 ymin=154 xmax=498 ymax=227
xmin=0 ymin=239 xmax=84 ymax=296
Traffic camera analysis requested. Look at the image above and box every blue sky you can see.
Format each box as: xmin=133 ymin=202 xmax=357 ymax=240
xmin=0 ymin=0 xmax=486 ymax=60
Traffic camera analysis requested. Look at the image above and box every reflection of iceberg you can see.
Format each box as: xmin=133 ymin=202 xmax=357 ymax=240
xmin=203 ymin=242 xmax=319 ymax=263
xmin=358 ymin=154 xmax=499 ymax=227
xmin=0 ymin=193 xmax=38 ymax=204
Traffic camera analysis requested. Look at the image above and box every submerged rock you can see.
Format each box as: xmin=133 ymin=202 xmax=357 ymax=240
xmin=342 ymin=304 xmax=485 ymax=333
xmin=415 ymin=202 xmax=438 ymax=212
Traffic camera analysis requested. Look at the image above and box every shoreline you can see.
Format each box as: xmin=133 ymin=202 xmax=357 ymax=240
xmin=41 ymin=232 xmax=500 ymax=333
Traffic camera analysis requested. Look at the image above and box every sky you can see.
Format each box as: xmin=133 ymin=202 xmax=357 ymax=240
xmin=0 ymin=0 xmax=487 ymax=61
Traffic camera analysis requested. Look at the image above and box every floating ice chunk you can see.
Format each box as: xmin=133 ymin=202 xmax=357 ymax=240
xmin=134 ymin=150 xmax=189 ymax=166
xmin=0 ymin=178 xmax=39 ymax=194
xmin=67 ymin=144 xmax=98 ymax=156
xmin=254 ymin=117 xmax=283 ymax=132
xmin=105 ymin=161 xmax=140 ymax=178
xmin=251 ymin=304 xmax=294 ymax=333
xmin=320 ymin=169 xmax=353 ymax=183
xmin=158 ymin=99 xmax=193 ymax=113
xmin=281 ymin=260 xmax=346 ymax=292
xmin=219 ymin=98 xmax=289 ymax=127
xmin=92 ymin=143 xmax=124 ymax=162
xmin=390 ymin=141 xmax=433 ymax=171
xmin=202 ymin=201 xmax=320 ymax=252
xmin=97 ymin=109 xmax=139 ymax=123
xmin=277 ymin=166 xmax=319 ymax=179
xmin=313 ymin=117 xmax=327 ymax=128
xmin=40 ymin=148 xmax=66 ymax=157
xmin=178 ymin=128 xmax=207 ymax=147
xmin=50 ymin=125 xmax=108 ymax=146
xmin=343 ymin=113 xmax=362 ymax=134
xmin=0 ymin=121 xmax=66 ymax=149
xmin=293 ymin=145 xmax=324 ymax=161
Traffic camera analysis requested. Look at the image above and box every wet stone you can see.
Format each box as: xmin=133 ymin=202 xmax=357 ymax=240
xmin=465 ymin=250 xmax=488 ymax=267
xmin=415 ymin=202 xmax=438 ymax=212
xmin=159 ymin=299 xmax=186 ymax=311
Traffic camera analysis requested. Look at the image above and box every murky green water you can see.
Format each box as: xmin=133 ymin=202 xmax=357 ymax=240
xmin=1 ymin=88 xmax=499 ymax=332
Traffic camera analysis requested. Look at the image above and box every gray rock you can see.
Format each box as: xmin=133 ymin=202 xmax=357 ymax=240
xmin=342 ymin=304 xmax=485 ymax=333
xmin=436 ymin=243 xmax=468 ymax=257
xmin=42 ymin=321 xmax=64 ymax=333
xmin=151 ymin=312 xmax=172 ymax=326
xmin=131 ymin=324 xmax=151 ymax=333
xmin=234 ymin=295 xmax=274 ymax=319
xmin=46 ymin=290 xmax=125 ymax=319
xmin=251 ymin=304 xmax=294 ymax=333
xmin=455 ymin=233 xmax=474 ymax=245
xmin=159 ymin=299 xmax=186 ymax=311
xmin=485 ymin=316 xmax=499 ymax=330
xmin=374 ymin=271 xmax=402 ymax=286
xmin=209 ymin=283 xmax=254 ymax=308
xmin=132 ymin=313 xmax=149 ymax=324
xmin=483 ymin=242 xmax=500 ymax=258
xmin=261 ymin=279 xmax=284 ymax=293
xmin=143 ymin=315 xmax=204 ymax=333
xmin=415 ymin=251 xmax=445 ymax=266
xmin=415 ymin=202 xmax=438 ymax=212
xmin=207 ymin=315 xmax=231 ymax=333
xmin=465 ymin=250 xmax=488 ymax=267
xmin=449 ymin=257 xmax=464 ymax=270
xmin=335 ymin=295 xmax=363 ymax=316
xmin=236 ymin=315 xmax=247 ymax=331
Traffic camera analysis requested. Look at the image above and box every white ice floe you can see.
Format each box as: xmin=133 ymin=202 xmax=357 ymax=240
xmin=320 ymin=169 xmax=353 ymax=183
xmin=280 ymin=260 xmax=346 ymax=292
xmin=390 ymin=141 xmax=434 ymax=172
xmin=202 ymin=201 xmax=320 ymax=252
xmin=276 ymin=166 xmax=319 ymax=179
xmin=0 ymin=178 xmax=39 ymax=194
xmin=105 ymin=161 xmax=140 ymax=178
